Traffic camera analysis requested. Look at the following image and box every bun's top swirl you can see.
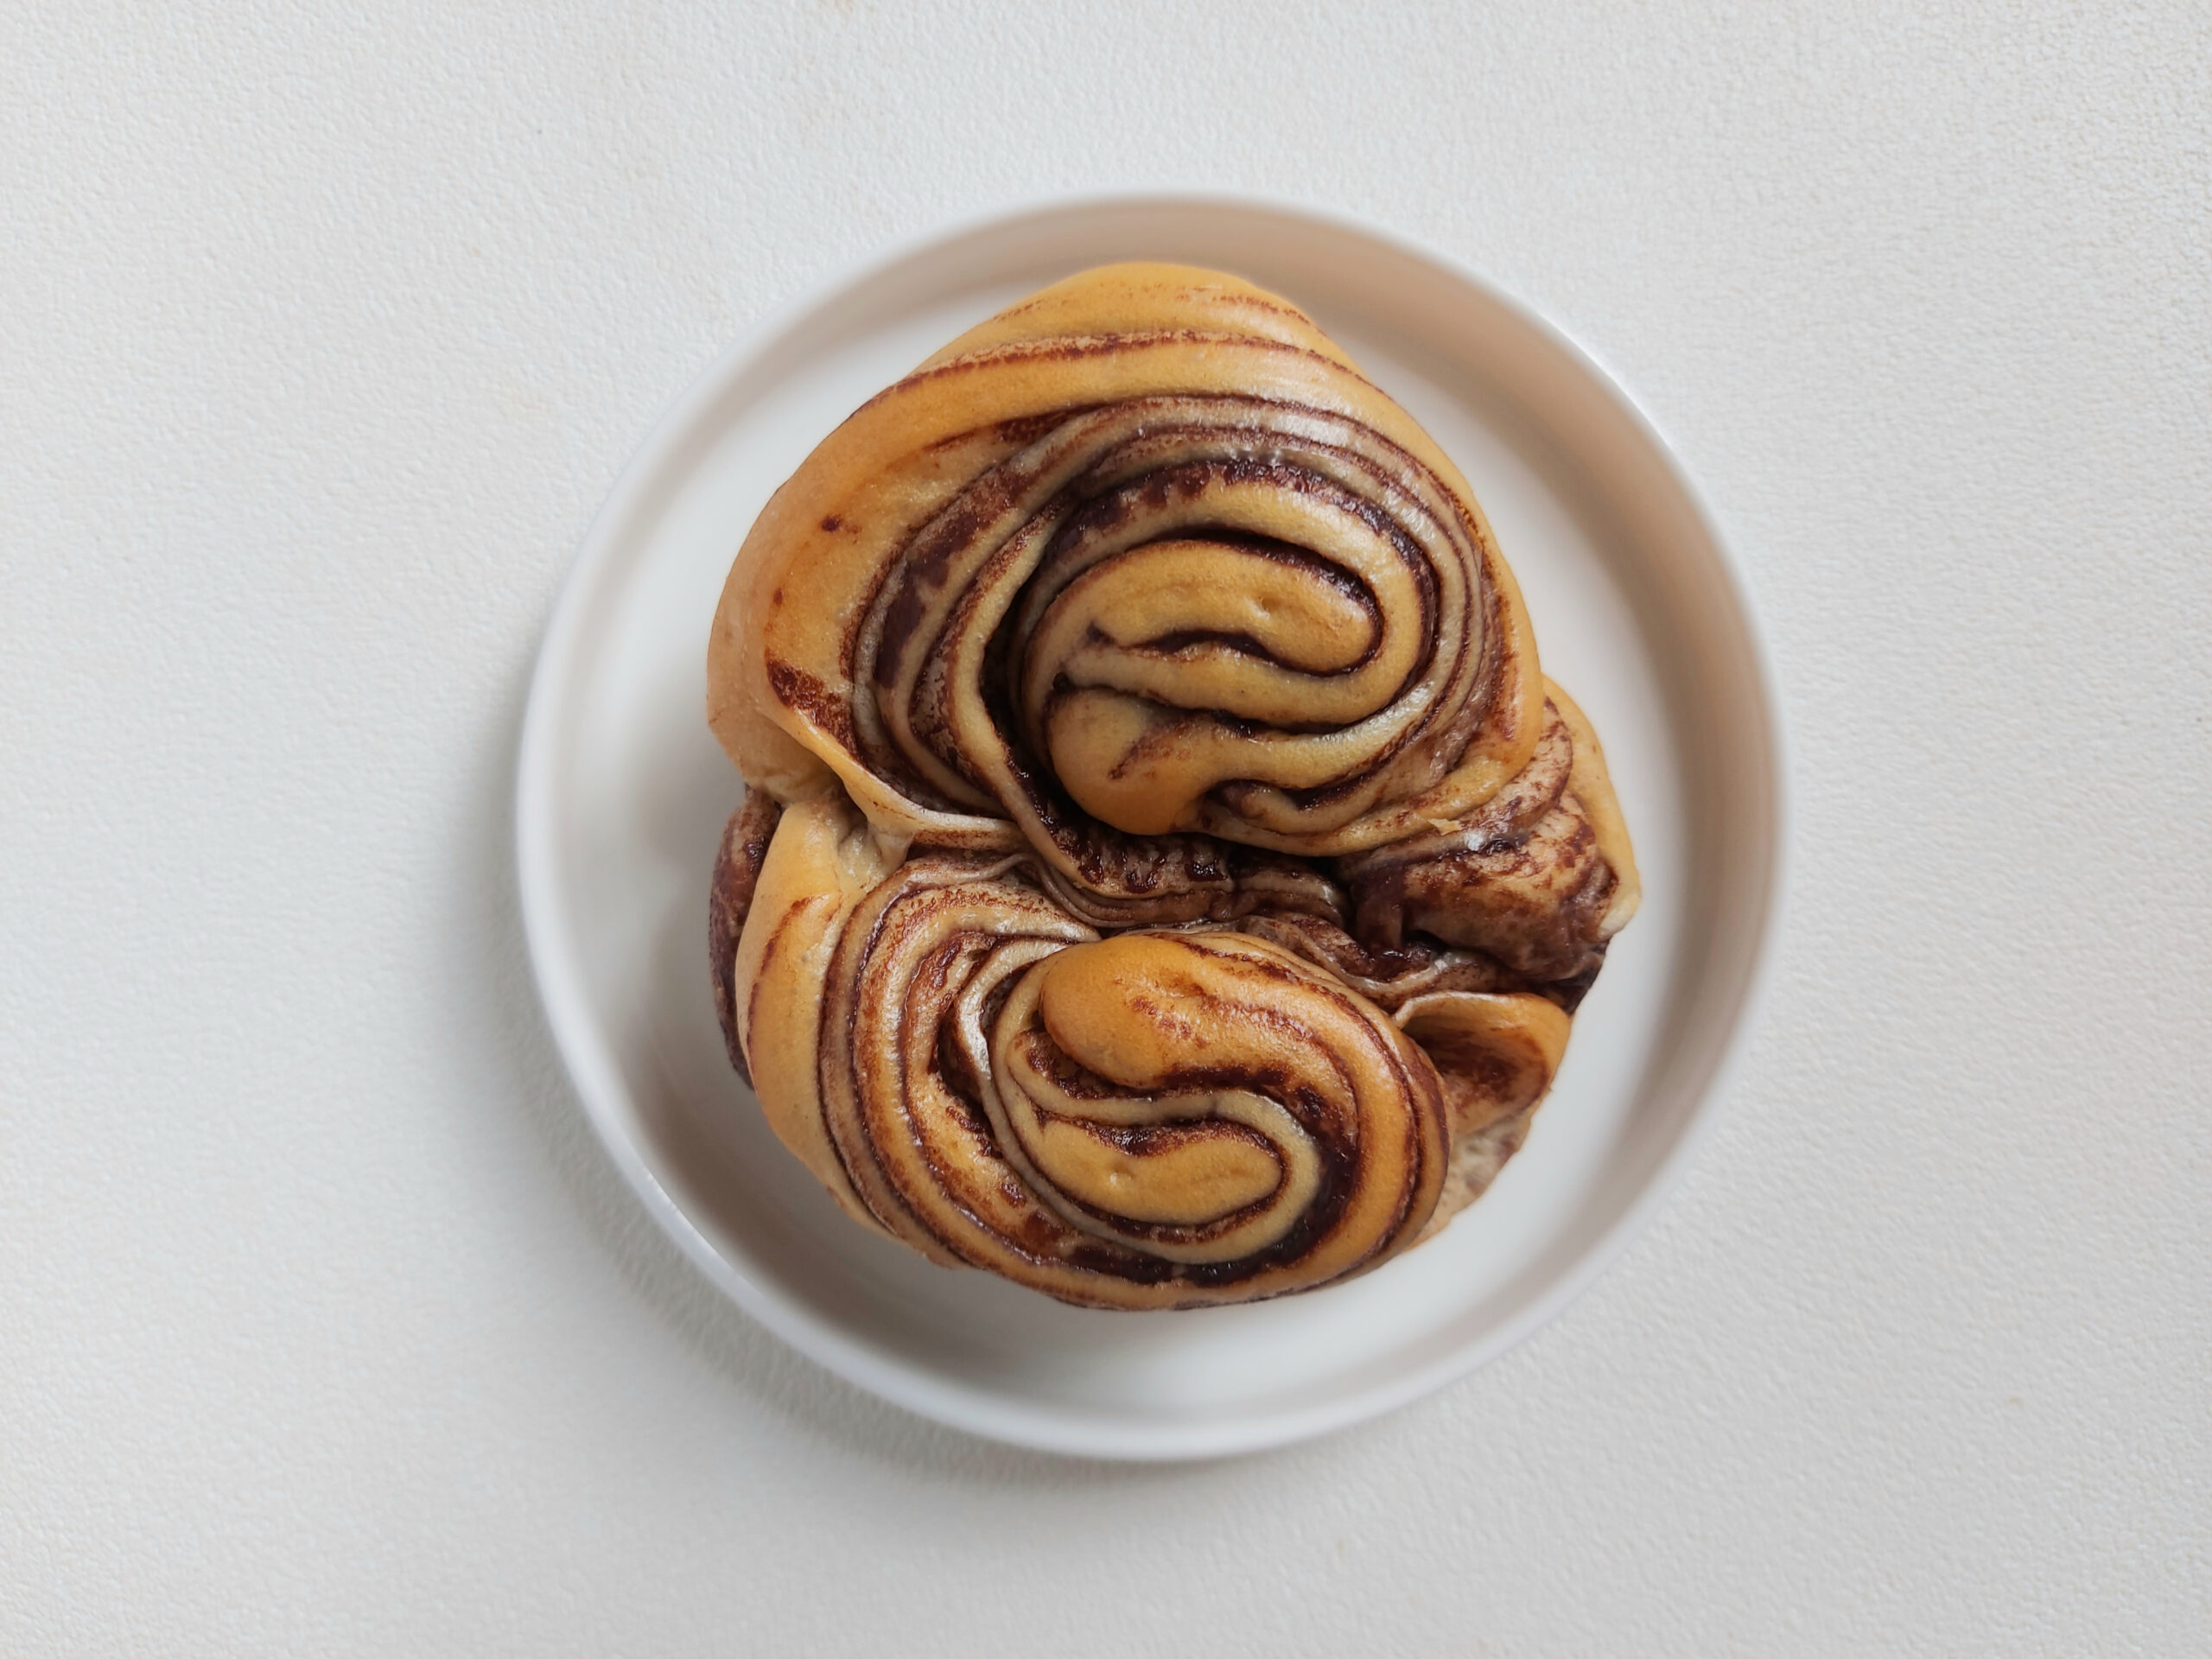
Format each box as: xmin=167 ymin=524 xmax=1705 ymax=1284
xmin=709 ymin=263 xmax=1546 ymax=919
xmin=706 ymin=264 xmax=1637 ymax=1308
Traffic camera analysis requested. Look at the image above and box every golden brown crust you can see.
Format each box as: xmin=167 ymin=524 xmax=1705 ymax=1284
xmin=702 ymin=264 xmax=1639 ymax=1305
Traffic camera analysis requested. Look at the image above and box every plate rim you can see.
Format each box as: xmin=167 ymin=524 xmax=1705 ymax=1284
xmin=515 ymin=189 xmax=1791 ymax=1460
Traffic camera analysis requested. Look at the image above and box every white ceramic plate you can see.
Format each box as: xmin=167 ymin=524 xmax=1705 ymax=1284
xmin=517 ymin=196 xmax=1784 ymax=1459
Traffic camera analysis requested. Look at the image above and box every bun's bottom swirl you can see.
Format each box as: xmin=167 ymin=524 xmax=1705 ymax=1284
xmin=711 ymin=684 xmax=1636 ymax=1308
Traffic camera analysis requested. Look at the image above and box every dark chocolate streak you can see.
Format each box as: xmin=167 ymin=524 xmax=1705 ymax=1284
xmin=848 ymin=334 xmax=1383 ymax=421
xmin=709 ymin=791 xmax=783 ymax=1085
xmin=765 ymin=658 xmax=855 ymax=750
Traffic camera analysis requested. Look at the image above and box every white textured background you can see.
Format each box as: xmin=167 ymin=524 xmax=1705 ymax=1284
xmin=3 ymin=3 xmax=2208 ymax=1652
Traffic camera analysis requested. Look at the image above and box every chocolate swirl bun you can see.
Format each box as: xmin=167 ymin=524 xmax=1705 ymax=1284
xmin=707 ymin=264 xmax=1639 ymax=1307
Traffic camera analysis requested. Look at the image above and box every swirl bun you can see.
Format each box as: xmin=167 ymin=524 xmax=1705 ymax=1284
xmin=707 ymin=265 xmax=1639 ymax=1307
